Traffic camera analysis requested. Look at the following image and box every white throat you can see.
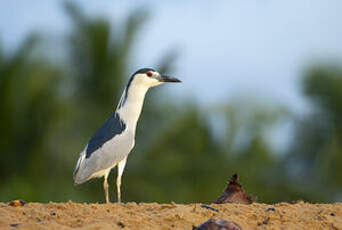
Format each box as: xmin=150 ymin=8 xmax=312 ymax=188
xmin=117 ymin=83 xmax=150 ymax=133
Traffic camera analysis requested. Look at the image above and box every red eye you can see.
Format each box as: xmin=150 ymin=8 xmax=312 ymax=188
xmin=146 ymin=72 xmax=153 ymax=77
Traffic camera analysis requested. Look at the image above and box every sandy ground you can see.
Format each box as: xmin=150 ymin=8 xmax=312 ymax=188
xmin=0 ymin=201 xmax=341 ymax=230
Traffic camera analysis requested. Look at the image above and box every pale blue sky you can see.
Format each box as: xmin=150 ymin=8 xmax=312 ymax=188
xmin=1 ymin=0 xmax=342 ymax=111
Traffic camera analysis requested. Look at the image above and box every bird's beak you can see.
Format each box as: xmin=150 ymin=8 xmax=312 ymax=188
xmin=159 ymin=75 xmax=181 ymax=83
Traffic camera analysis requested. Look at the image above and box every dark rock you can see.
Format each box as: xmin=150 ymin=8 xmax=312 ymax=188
xmin=214 ymin=174 xmax=256 ymax=204
xmin=195 ymin=219 xmax=241 ymax=230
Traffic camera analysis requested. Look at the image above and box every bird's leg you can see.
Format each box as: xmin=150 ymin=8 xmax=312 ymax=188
xmin=117 ymin=157 xmax=127 ymax=203
xmin=103 ymin=173 xmax=110 ymax=204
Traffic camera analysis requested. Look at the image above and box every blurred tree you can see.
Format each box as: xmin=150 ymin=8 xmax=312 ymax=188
xmin=217 ymin=102 xmax=293 ymax=203
xmin=286 ymin=65 xmax=342 ymax=202
xmin=125 ymin=106 xmax=228 ymax=203
xmin=65 ymin=2 xmax=148 ymax=107
xmin=0 ymin=34 xmax=65 ymax=200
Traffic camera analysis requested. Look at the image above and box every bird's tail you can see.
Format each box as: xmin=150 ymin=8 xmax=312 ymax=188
xmin=73 ymin=151 xmax=86 ymax=185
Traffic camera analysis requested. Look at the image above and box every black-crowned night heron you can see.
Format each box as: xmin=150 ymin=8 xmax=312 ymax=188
xmin=73 ymin=68 xmax=181 ymax=203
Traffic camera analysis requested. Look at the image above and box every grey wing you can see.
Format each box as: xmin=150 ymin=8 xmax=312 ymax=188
xmin=86 ymin=112 xmax=126 ymax=158
xmin=73 ymin=112 xmax=134 ymax=184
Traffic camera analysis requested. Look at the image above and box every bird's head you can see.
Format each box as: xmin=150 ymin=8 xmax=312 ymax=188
xmin=129 ymin=68 xmax=181 ymax=88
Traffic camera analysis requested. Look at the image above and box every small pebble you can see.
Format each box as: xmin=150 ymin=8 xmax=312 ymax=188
xmin=263 ymin=217 xmax=270 ymax=225
xmin=266 ymin=208 xmax=276 ymax=212
xmin=201 ymin=205 xmax=219 ymax=213
xmin=330 ymin=213 xmax=335 ymax=216
xmin=9 ymin=200 xmax=26 ymax=207
xmin=50 ymin=212 xmax=56 ymax=216
xmin=10 ymin=224 xmax=19 ymax=227
xmin=117 ymin=221 xmax=125 ymax=228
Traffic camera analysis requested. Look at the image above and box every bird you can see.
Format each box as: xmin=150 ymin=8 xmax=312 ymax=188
xmin=73 ymin=68 xmax=181 ymax=203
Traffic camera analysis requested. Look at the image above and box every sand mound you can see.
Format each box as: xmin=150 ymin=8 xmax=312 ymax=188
xmin=0 ymin=201 xmax=341 ymax=229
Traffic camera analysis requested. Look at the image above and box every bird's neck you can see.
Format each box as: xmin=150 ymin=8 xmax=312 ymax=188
xmin=117 ymin=84 xmax=149 ymax=133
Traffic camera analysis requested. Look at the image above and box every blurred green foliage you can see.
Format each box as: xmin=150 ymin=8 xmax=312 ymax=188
xmin=1 ymin=3 xmax=342 ymax=203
